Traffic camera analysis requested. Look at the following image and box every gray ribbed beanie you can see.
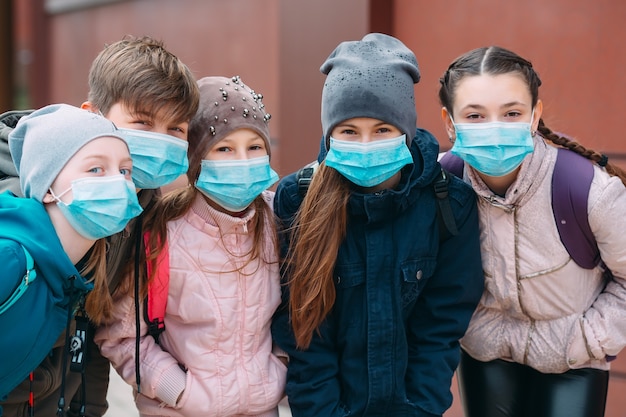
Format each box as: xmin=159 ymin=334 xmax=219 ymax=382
xmin=320 ymin=33 xmax=421 ymax=147
xmin=9 ymin=103 xmax=129 ymax=201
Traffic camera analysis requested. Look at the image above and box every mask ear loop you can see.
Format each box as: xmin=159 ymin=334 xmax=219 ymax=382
xmin=529 ymin=109 xmax=537 ymax=137
xmin=447 ymin=111 xmax=456 ymax=143
xmin=48 ymin=186 xmax=72 ymax=203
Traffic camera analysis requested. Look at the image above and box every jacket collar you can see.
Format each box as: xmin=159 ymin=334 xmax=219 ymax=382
xmin=342 ymin=128 xmax=441 ymax=224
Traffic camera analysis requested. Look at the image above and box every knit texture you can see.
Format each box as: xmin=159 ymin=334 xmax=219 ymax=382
xmin=8 ymin=104 xmax=127 ymax=201
xmin=320 ymin=33 xmax=421 ymax=145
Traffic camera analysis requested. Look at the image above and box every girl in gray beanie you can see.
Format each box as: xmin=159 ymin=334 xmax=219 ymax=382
xmin=0 ymin=104 xmax=142 ymax=406
xmin=271 ymin=33 xmax=484 ymax=417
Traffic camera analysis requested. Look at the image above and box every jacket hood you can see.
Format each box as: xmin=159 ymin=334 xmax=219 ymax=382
xmin=0 ymin=192 xmax=90 ymax=294
xmin=0 ymin=110 xmax=33 ymax=196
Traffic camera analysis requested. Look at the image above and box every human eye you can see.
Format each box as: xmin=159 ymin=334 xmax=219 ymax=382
xmin=215 ymin=146 xmax=232 ymax=153
xmin=128 ymin=115 xmax=154 ymax=128
xmin=342 ymin=128 xmax=357 ymax=135
xmin=88 ymin=166 xmax=104 ymax=174
xmin=119 ymin=167 xmax=132 ymax=179
xmin=504 ymin=110 xmax=522 ymax=119
xmin=167 ymin=127 xmax=187 ymax=140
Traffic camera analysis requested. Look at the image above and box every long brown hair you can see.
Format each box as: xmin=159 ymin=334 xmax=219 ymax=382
xmin=81 ymin=239 xmax=107 ymax=319
xmin=438 ymin=46 xmax=626 ymax=185
xmin=285 ymin=163 xmax=351 ymax=349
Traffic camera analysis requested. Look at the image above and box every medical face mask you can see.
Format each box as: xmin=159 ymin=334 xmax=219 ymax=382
xmin=324 ymin=135 xmax=413 ymax=187
xmin=195 ymin=155 xmax=279 ymax=213
xmin=450 ymin=117 xmax=535 ymax=177
xmin=118 ymin=129 xmax=189 ymax=189
xmin=50 ymin=175 xmax=143 ymax=240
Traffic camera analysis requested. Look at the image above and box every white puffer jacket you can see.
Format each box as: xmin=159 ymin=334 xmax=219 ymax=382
xmin=459 ymin=137 xmax=626 ymax=374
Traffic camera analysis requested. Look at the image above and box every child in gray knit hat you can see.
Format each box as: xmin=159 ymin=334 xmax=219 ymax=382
xmin=95 ymin=75 xmax=286 ymax=416
xmin=0 ymin=103 xmax=142 ymax=404
xmin=271 ymin=33 xmax=484 ymax=417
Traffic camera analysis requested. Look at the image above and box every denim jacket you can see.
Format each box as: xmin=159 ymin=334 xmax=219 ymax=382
xmin=271 ymin=128 xmax=484 ymax=417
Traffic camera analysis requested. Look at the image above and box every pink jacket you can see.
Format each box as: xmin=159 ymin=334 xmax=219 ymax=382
xmin=459 ymin=138 xmax=626 ymax=374
xmin=95 ymin=192 xmax=286 ymax=416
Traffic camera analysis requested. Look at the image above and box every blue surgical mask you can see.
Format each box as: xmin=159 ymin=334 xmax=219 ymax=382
xmin=324 ymin=135 xmax=413 ymax=187
xmin=50 ymin=175 xmax=143 ymax=239
xmin=450 ymin=117 xmax=535 ymax=177
xmin=195 ymin=156 xmax=279 ymax=213
xmin=118 ymin=129 xmax=189 ymax=189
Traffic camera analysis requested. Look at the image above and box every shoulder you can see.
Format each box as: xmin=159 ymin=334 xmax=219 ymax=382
xmin=441 ymin=167 xmax=477 ymax=208
xmin=589 ymin=164 xmax=626 ymax=212
xmin=274 ymin=171 xmax=302 ymax=222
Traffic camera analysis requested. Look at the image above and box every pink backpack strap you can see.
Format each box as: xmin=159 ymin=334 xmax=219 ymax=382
xmin=143 ymin=232 xmax=169 ymax=342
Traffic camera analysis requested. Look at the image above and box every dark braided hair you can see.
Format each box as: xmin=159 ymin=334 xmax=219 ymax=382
xmin=439 ymin=46 xmax=626 ymax=185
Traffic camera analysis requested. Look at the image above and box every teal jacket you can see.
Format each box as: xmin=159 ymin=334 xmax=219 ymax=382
xmin=0 ymin=192 xmax=92 ymax=408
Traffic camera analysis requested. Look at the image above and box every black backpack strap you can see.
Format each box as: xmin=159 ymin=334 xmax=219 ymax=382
xmin=296 ymin=161 xmax=319 ymax=197
xmin=433 ymin=168 xmax=459 ymax=239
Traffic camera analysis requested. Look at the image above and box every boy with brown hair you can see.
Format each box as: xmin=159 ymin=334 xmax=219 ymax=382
xmin=0 ymin=35 xmax=199 ymax=417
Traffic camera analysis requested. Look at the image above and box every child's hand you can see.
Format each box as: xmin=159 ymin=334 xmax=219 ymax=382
xmin=279 ymin=356 xmax=289 ymax=367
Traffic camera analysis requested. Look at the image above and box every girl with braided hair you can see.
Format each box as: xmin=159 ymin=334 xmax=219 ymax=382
xmin=438 ymin=45 xmax=626 ymax=417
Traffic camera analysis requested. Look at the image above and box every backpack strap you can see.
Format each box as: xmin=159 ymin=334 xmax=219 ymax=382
xmin=0 ymin=245 xmax=36 ymax=314
xmin=433 ymin=168 xmax=459 ymax=238
xmin=296 ymin=160 xmax=459 ymax=239
xmin=551 ymin=148 xmax=599 ymax=269
xmin=297 ymin=161 xmax=319 ymax=197
xmin=442 ymin=149 xmax=599 ymax=268
xmin=143 ymin=232 xmax=170 ymax=342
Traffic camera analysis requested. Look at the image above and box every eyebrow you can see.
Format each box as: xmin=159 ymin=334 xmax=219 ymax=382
xmin=461 ymin=101 xmax=528 ymax=111
xmin=336 ymin=121 xmax=390 ymax=129
xmin=82 ymin=154 xmax=132 ymax=163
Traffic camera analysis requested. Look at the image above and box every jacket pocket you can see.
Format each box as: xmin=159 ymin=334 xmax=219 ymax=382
xmin=400 ymin=258 xmax=436 ymax=308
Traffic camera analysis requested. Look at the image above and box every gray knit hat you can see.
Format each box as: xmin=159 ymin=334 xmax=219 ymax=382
xmin=9 ymin=103 xmax=129 ymax=201
xmin=320 ymin=33 xmax=421 ymax=147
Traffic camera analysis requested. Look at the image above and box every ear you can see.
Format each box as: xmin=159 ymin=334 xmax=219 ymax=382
xmin=81 ymin=101 xmax=98 ymax=113
xmin=42 ymin=190 xmax=55 ymax=204
xmin=532 ymin=99 xmax=543 ymax=133
xmin=441 ymin=107 xmax=456 ymax=141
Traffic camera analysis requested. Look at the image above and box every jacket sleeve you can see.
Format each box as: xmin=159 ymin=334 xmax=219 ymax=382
xmin=94 ymin=285 xmax=187 ymax=408
xmin=581 ymin=172 xmax=626 ymax=359
xmin=405 ymin=180 xmax=484 ymax=416
xmin=271 ymin=175 xmax=348 ymax=417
